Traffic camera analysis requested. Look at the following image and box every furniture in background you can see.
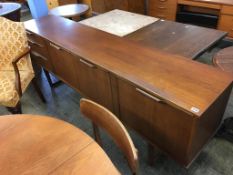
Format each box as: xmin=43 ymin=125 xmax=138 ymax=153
xmin=0 ymin=2 xmax=21 ymax=21
xmin=87 ymin=0 xmax=146 ymax=15
xmin=80 ymin=10 xmax=227 ymax=59
xmin=0 ymin=17 xmax=45 ymax=114
xmin=24 ymin=15 xmax=232 ymax=167
xmin=49 ymin=3 xmax=89 ymax=19
xmin=148 ymin=0 xmax=233 ymax=38
xmin=80 ymin=98 xmax=138 ymax=175
xmin=213 ymin=46 xmax=233 ymax=74
xmin=0 ymin=114 xmax=120 ymax=175
xmin=80 ymin=0 xmax=233 ymax=38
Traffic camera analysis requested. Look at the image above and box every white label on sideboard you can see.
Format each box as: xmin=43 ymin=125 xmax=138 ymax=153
xmin=191 ymin=107 xmax=200 ymax=113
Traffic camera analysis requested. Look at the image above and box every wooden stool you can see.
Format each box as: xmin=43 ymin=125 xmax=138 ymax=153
xmin=213 ymin=46 xmax=233 ymax=74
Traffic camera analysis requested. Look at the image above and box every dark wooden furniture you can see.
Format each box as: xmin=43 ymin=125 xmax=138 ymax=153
xmin=0 ymin=2 xmax=21 ymax=21
xmin=49 ymin=3 xmax=89 ymax=18
xmin=213 ymin=46 xmax=233 ymax=74
xmin=24 ymin=15 xmax=232 ymax=167
xmin=148 ymin=0 xmax=233 ymax=38
xmin=0 ymin=115 xmax=120 ymax=175
xmin=80 ymin=98 xmax=138 ymax=175
xmin=88 ymin=0 xmax=146 ymax=14
xmin=127 ymin=20 xmax=227 ymax=59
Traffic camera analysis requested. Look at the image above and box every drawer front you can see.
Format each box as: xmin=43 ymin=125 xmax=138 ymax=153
xmin=148 ymin=0 xmax=177 ymax=20
xmin=218 ymin=15 xmax=233 ymax=38
xmin=117 ymin=78 xmax=194 ymax=166
xmin=26 ymin=32 xmax=53 ymax=70
xmin=178 ymin=0 xmax=221 ymax=9
xmin=48 ymin=42 xmax=79 ymax=88
xmin=221 ymin=5 xmax=233 ymax=15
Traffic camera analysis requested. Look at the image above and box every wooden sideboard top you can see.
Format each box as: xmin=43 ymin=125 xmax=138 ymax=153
xmin=184 ymin=0 xmax=233 ymax=6
xmin=24 ymin=15 xmax=232 ymax=117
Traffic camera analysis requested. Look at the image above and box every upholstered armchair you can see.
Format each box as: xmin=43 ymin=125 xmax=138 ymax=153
xmin=0 ymin=17 xmax=45 ymax=114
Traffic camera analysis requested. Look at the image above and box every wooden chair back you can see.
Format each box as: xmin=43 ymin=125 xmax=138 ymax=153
xmin=80 ymin=98 xmax=138 ymax=175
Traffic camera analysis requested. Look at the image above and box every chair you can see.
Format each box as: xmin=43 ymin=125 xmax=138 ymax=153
xmin=46 ymin=0 xmax=59 ymax=9
xmin=213 ymin=46 xmax=233 ymax=74
xmin=0 ymin=17 xmax=45 ymax=114
xmin=80 ymin=98 xmax=138 ymax=175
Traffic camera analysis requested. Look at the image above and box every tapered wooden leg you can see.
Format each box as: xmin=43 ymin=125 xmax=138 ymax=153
xmin=43 ymin=69 xmax=53 ymax=88
xmin=43 ymin=69 xmax=62 ymax=88
xmin=7 ymin=102 xmax=22 ymax=114
xmin=92 ymin=122 xmax=102 ymax=147
xmin=148 ymin=142 xmax=155 ymax=166
xmin=32 ymin=78 xmax=46 ymax=103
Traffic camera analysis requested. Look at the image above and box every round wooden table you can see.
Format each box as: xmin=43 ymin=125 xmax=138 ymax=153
xmin=49 ymin=4 xmax=89 ymax=19
xmin=213 ymin=46 xmax=233 ymax=75
xmin=0 ymin=115 xmax=120 ymax=175
xmin=0 ymin=2 xmax=21 ymax=21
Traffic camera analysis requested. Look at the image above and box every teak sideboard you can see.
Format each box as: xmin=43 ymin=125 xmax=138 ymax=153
xmin=24 ymin=15 xmax=232 ymax=167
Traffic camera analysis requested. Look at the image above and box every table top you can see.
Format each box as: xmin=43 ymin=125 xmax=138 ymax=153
xmin=24 ymin=15 xmax=232 ymax=117
xmin=49 ymin=4 xmax=89 ymax=18
xmin=0 ymin=115 xmax=119 ymax=175
xmin=126 ymin=20 xmax=227 ymax=59
xmin=0 ymin=2 xmax=21 ymax=16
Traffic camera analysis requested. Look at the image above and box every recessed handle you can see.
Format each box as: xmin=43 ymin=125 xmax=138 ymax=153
xmin=136 ymin=88 xmax=163 ymax=103
xmin=26 ymin=31 xmax=33 ymax=35
xmin=31 ymin=51 xmax=48 ymax=61
xmin=80 ymin=59 xmax=95 ymax=68
xmin=158 ymin=0 xmax=167 ymax=2
xmin=50 ymin=43 xmax=61 ymax=50
xmin=158 ymin=6 xmax=166 ymax=9
xmin=28 ymin=40 xmax=43 ymax=48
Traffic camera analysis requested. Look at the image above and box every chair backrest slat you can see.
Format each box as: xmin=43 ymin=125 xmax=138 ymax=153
xmin=80 ymin=98 xmax=138 ymax=175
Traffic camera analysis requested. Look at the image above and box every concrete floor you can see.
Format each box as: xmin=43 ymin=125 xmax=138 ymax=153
xmin=0 ymin=8 xmax=233 ymax=175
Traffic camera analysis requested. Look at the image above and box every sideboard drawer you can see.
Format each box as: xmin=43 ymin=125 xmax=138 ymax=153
xmin=117 ymin=78 xmax=194 ymax=165
xmin=221 ymin=5 xmax=233 ymax=15
xmin=218 ymin=15 xmax=233 ymax=38
xmin=148 ymin=0 xmax=177 ymax=20
xmin=27 ymin=32 xmax=53 ymax=70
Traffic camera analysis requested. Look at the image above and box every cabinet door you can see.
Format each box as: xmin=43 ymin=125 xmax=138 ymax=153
xmin=47 ymin=42 xmax=79 ymax=89
xmin=128 ymin=0 xmax=145 ymax=14
xmin=117 ymin=78 xmax=193 ymax=165
xmin=104 ymin=0 xmax=128 ymax=11
xmin=26 ymin=31 xmax=53 ymax=71
xmin=218 ymin=15 xmax=233 ymax=38
xmin=75 ymin=57 xmax=113 ymax=111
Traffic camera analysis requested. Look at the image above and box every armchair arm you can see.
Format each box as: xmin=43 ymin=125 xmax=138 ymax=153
xmin=12 ymin=46 xmax=31 ymax=97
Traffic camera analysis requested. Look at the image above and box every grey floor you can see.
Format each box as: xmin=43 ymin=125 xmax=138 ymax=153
xmin=0 ymin=8 xmax=233 ymax=175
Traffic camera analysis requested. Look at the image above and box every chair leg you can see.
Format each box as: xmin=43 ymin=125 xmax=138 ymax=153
xmin=92 ymin=122 xmax=102 ymax=147
xmin=43 ymin=69 xmax=53 ymax=88
xmin=32 ymin=78 xmax=46 ymax=103
xmin=43 ymin=69 xmax=62 ymax=88
xmin=7 ymin=102 xmax=22 ymax=114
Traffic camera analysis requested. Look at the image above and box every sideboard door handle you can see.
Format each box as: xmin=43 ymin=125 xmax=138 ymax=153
xmin=50 ymin=43 xmax=61 ymax=50
xmin=28 ymin=40 xmax=43 ymax=48
xmin=26 ymin=31 xmax=33 ymax=35
xmin=136 ymin=88 xmax=163 ymax=103
xmin=80 ymin=59 xmax=95 ymax=68
xmin=31 ymin=51 xmax=48 ymax=61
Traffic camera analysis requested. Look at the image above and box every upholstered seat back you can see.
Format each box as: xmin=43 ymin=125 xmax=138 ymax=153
xmin=46 ymin=0 xmax=59 ymax=9
xmin=0 ymin=17 xmax=33 ymax=72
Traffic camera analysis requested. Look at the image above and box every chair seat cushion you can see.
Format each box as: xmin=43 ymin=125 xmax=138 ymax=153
xmin=0 ymin=71 xmax=34 ymax=107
